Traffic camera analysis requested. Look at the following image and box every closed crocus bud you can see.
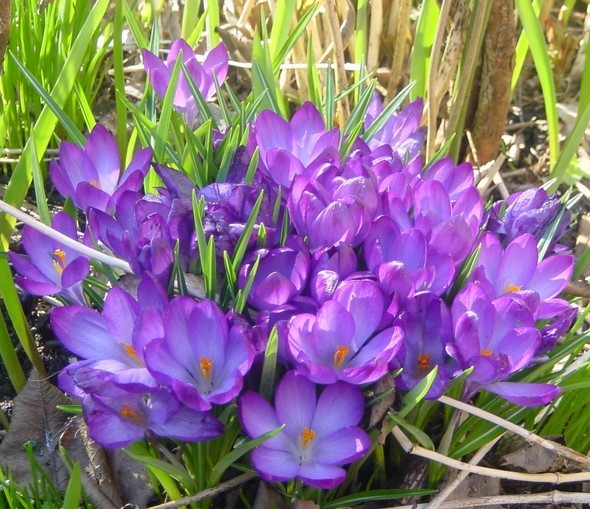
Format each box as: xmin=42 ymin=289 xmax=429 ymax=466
xmin=50 ymin=124 xmax=151 ymax=214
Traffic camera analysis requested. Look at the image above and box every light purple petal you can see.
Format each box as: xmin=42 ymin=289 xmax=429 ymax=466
xmin=298 ymin=463 xmax=346 ymax=489
xmin=251 ymin=447 xmax=299 ymax=482
xmin=312 ymin=382 xmax=364 ymax=438
xmin=485 ymin=382 xmax=561 ymax=406
xmin=275 ymin=371 xmax=316 ymax=435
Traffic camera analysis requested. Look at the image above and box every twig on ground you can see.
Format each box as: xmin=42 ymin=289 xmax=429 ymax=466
xmin=147 ymin=473 xmax=256 ymax=509
xmin=392 ymin=425 xmax=590 ymax=484
xmin=426 ymin=435 xmax=503 ymax=509
xmin=438 ymin=395 xmax=590 ymax=470
xmin=389 ymin=490 xmax=590 ymax=509
xmin=0 ymin=199 xmax=132 ymax=273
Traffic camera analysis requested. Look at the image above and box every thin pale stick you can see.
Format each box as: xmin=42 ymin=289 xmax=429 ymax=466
xmin=438 ymin=395 xmax=590 ymax=470
xmin=390 ymin=490 xmax=590 ymax=509
xmin=392 ymin=426 xmax=590 ymax=484
xmin=0 ymin=199 xmax=132 ymax=273
xmin=427 ymin=434 xmax=503 ymax=509
xmin=147 ymin=473 xmax=256 ymax=509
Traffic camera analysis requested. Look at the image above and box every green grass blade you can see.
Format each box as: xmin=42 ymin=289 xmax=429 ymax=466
xmin=0 ymin=305 xmax=26 ymax=392
xmin=409 ymin=0 xmax=440 ymax=100
xmin=516 ymin=0 xmax=559 ymax=170
xmin=0 ymin=0 xmax=109 ymax=246
xmin=30 ymin=137 xmax=51 ymax=226
xmin=181 ymin=0 xmax=202 ymax=40
xmin=62 ymin=462 xmax=82 ymax=509
xmin=363 ymin=82 xmax=415 ymax=142
xmin=325 ymin=489 xmax=437 ymax=509
xmin=204 ymin=0 xmax=220 ymax=47
xmin=511 ymin=0 xmax=542 ymax=90
xmin=269 ymin=0 xmax=296 ymax=61
xmin=551 ymin=100 xmax=590 ymax=188
xmin=354 ymin=0 xmax=369 ymax=87
xmin=9 ymin=52 xmax=85 ymax=146
xmin=113 ymin=0 xmax=128 ymax=160
xmin=271 ymin=3 xmax=317 ymax=72
xmin=324 ymin=63 xmax=336 ymax=129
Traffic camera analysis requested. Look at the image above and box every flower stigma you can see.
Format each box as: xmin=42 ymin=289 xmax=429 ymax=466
xmin=122 ymin=343 xmax=140 ymax=363
xmin=417 ymin=353 xmax=431 ymax=372
xmin=52 ymin=249 xmax=67 ymax=275
xmin=503 ymin=282 xmax=522 ymax=293
xmin=333 ymin=346 xmax=350 ymax=369
xmin=299 ymin=427 xmax=315 ymax=449
xmin=199 ymin=357 xmax=213 ymax=380
xmin=119 ymin=404 xmax=142 ymax=424
xmin=481 ymin=348 xmax=493 ymax=357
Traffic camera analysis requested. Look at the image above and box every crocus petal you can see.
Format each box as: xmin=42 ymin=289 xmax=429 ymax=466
xmin=60 ymin=256 xmax=90 ymax=288
xmin=298 ymin=464 xmax=346 ymax=489
xmin=275 ymin=372 xmax=316 ymax=435
xmin=151 ymin=408 xmax=223 ymax=441
xmin=485 ymin=382 xmax=561 ymax=406
xmin=250 ymin=447 xmax=299 ymax=483
xmin=528 ymin=255 xmax=574 ymax=300
xmin=85 ymin=125 xmax=121 ymax=193
xmin=312 ymin=427 xmax=371 ymax=465
xmin=312 ymin=382 xmax=365 ymax=437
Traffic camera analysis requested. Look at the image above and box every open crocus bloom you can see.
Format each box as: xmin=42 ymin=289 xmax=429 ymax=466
xmin=9 ymin=212 xmax=89 ymax=305
xmin=143 ymin=39 xmax=228 ymax=126
xmin=50 ymin=124 xmax=152 ymax=214
xmin=239 ymin=371 xmax=370 ymax=489
xmin=471 ymin=232 xmax=574 ymax=318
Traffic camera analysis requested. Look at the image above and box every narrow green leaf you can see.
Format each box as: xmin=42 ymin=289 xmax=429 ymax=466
xmin=0 ymin=309 xmax=26 ymax=392
xmin=324 ymin=488 xmax=436 ymax=509
xmin=62 ymin=462 xmax=82 ymax=509
xmin=272 ymin=3 xmax=317 ymax=72
xmin=397 ymin=367 xmax=438 ymax=419
xmin=0 ymin=0 xmax=109 ymax=245
xmin=363 ymin=82 xmax=415 ymax=142
xmin=259 ymin=326 xmax=279 ymax=400
xmin=388 ymin=413 xmax=436 ymax=450
xmin=516 ymin=0 xmax=559 ymax=169
xmin=409 ymin=0 xmax=440 ymax=100
xmin=231 ymin=190 xmax=265 ymax=273
xmin=30 ymin=137 xmax=51 ymax=225
xmin=208 ymin=425 xmax=284 ymax=486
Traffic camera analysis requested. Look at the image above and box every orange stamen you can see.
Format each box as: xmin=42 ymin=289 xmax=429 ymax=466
xmin=89 ymin=179 xmax=102 ymax=189
xmin=481 ymin=348 xmax=493 ymax=357
xmin=199 ymin=357 xmax=213 ymax=380
xmin=333 ymin=346 xmax=350 ymax=369
xmin=504 ymin=283 xmax=522 ymax=293
xmin=417 ymin=353 xmax=431 ymax=372
xmin=119 ymin=405 xmax=142 ymax=424
xmin=299 ymin=427 xmax=315 ymax=449
xmin=52 ymin=249 xmax=67 ymax=275
xmin=122 ymin=343 xmax=140 ymax=363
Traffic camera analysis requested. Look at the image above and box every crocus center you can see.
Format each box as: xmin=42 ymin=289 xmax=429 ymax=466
xmin=481 ymin=348 xmax=493 ymax=357
xmin=199 ymin=357 xmax=213 ymax=380
xmin=52 ymin=249 xmax=67 ymax=275
xmin=89 ymin=179 xmax=102 ymax=189
xmin=333 ymin=346 xmax=350 ymax=369
xmin=299 ymin=427 xmax=315 ymax=449
xmin=122 ymin=343 xmax=140 ymax=363
xmin=504 ymin=282 xmax=522 ymax=293
xmin=417 ymin=353 xmax=431 ymax=372
xmin=119 ymin=404 xmax=142 ymax=424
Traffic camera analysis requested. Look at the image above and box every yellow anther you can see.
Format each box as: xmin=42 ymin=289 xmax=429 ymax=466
xmin=299 ymin=427 xmax=315 ymax=449
xmin=52 ymin=249 xmax=67 ymax=275
xmin=417 ymin=353 xmax=431 ymax=372
xmin=504 ymin=283 xmax=522 ymax=293
xmin=119 ymin=404 xmax=142 ymax=424
xmin=333 ymin=346 xmax=350 ymax=369
xmin=122 ymin=343 xmax=140 ymax=363
xmin=199 ymin=357 xmax=213 ymax=380
xmin=89 ymin=179 xmax=102 ymax=189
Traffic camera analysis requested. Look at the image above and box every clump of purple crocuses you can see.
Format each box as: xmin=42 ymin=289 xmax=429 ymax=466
xmin=7 ymin=38 xmax=576 ymax=495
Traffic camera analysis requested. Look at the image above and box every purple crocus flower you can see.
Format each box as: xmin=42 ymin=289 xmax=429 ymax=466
xmin=9 ymin=212 xmax=89 ymax=305
xmin=449 ymin=283 xmax=561 ymax=406
xmin=288 ymin=168 xmax=379 ymax=250
xmin=87 ymin=191 xmax=175 ymax=286
xmin=287 ymin=279 xmax=403 ymax=384
xmin=239 ymin=235 xmax=310 ymax=310
xmin=471 ymin=232 xmax=573 ymax=318
xmin=82 ymin=384 xmax=223 ymax=448
xmin=50 ymin=124 xmax=151 ymax=214
xmin=51 ymin=285 xmax=157 ymax=391
xmin=144 ymin=297 xmax=254 ymax=411
xmin=239 ymin=371 xmax=371 ymax=489
xmin=394 ymin=292 xmax=454 ymax=398
xmin=363 ymin=93 xmax=424 ymax=158
xmin=252 ymin=102 xmax=340 ymax=188
xmin=143 ymin=39 xmax=228 ymax=125
xmin=487 ymin=188 xmax=570 ymax=247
